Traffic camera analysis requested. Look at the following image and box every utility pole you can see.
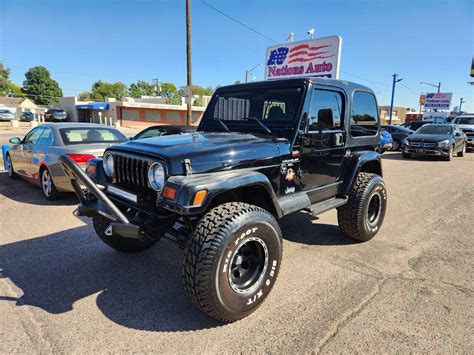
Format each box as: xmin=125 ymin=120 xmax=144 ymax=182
xmin=459 ymin=98 xmax=466 ymax=113
xmin=389 ymin=74 xmax=403 ymax=125
xmin=186 ymin=0 xmax=192 ymax=125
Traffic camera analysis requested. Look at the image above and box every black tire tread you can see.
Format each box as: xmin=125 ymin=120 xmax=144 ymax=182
xmin=182 ymin=202 xmax=281 ymax=322
xmin=338 ymin=173 xmax=379 ymax=242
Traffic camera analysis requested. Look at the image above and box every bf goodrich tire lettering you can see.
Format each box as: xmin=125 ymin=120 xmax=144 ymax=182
xmin=182 ymin=202 xmax=282 ymax=322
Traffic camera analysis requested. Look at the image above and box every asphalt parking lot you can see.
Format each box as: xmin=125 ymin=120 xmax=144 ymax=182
xmin=0 ymin=151 xmax=473 ymax=353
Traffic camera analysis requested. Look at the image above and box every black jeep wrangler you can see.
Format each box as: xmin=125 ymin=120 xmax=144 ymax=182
xmin=60 ymin=78 xmax=387 ymax=322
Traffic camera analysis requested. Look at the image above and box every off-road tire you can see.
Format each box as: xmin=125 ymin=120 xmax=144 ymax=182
xmin=93 ymin=215 xmax=158 ymax=253
xmin=40 ymin=166 xmax=60 ymax=200
xmin=182 ymin=202 xmax=283 ymax=323
xmin=337 ymin=173 xmax=387 ymax=242
xmin=6 ymin=154 xmax=16 ymax=179
xmin=402 ymin=151 xmax=411 ymax=159
xmin=457 ymin=143 xmax=466 ymax=157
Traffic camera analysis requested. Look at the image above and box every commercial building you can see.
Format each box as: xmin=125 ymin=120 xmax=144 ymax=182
xmin=378 ymin=106 xmax=409 ymax=125
xmin=0 ymin=97 xmax=39 ymax=117
xmin=58 ymin=96 xmax=208 ymax=127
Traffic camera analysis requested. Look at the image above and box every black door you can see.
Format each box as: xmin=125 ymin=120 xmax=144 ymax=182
xmin=299 ymin=88 xmax=346 ymax=200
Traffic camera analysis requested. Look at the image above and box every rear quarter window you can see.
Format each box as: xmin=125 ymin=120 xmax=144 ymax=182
xmin=350 ymin=91 xmax=379 ymax=137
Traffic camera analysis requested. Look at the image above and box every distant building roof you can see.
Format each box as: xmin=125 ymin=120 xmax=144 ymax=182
xmin=0 ymin=97 xmax=37 ymax=108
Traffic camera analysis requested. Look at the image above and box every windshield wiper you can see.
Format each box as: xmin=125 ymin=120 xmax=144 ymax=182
xmin=245 ymin=117 xmax=273 ymax=135
xmin=214 ymin=118 xmax=230 ymax=131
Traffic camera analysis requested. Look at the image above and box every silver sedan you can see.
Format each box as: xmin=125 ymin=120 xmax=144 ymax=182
xmin=6 ymin=123 xmax=128 ymax=200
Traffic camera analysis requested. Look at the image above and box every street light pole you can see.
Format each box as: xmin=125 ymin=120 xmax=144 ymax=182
xmin=420 ymin=81 xmax=442 ymax=93
xmin=245 ymin=64 xmax=261 ymax=83
xmin=459 ymin=98 xmax=466 ymax=113
xmin=389 ymin=74 xmax=403 ymax=125
xmin=186 ymin=0 xmax=192 ymax=125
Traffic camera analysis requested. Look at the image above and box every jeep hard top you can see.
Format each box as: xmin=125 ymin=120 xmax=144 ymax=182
xmin=60 ymin=77 xmax=387 ymax=322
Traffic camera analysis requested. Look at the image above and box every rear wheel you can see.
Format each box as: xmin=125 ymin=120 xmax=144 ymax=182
xmin=457 ymin=143 xmax=466 ymax=157
xmin=6 ymin=154 xmax=16 ymax=179
xmin=337 ymin=173 xmax=387 ymax=242
xmin=92 ymin=215 xmax=158 ymax=253
xmin=182 ymin=202 xmax=282 ymax=322
xmin=40 ymin=167 xmax=60 ymax=200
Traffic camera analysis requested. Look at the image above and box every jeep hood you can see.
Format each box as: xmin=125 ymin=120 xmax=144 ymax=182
xmin=107 ymin=132 xmax=290 ymax=174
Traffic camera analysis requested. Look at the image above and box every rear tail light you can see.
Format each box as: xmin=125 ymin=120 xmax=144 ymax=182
xmin=67 ymin=153 xmax=96 ymax=164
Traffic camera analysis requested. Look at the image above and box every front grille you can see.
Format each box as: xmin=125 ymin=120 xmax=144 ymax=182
xmin=410 ymin=142 xmax=436 ymax=148
xmin=113 ymin=154 xmax=150 ymax=191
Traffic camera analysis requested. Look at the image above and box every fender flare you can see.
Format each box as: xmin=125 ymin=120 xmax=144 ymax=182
xmin=161 ymin=170 xmax=282 ymax=217
xmin=341 ymin=151 xmax=382 ymax=194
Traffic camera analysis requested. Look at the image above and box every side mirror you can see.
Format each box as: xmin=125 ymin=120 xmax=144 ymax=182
xmin=9 ymin=137 xmax=21 ymax=144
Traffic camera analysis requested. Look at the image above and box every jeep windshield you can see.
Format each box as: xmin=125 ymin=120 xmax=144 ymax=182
xmin=198 ymin=85 xmax=305 ymax=140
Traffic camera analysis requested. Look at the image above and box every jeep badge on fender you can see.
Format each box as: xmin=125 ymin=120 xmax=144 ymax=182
xmin=59 ymin=77 xmax=387 ymax=322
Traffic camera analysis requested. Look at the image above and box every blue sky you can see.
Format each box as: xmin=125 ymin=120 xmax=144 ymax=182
xmin=1 ymin=0 xmax=473 ymax=111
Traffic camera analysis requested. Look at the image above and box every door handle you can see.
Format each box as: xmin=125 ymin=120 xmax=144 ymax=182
xmin=334 ymin=133 xmax=344 ymax=146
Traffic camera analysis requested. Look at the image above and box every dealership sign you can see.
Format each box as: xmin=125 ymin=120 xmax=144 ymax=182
xmin=265 ymin=36 xmax=342 ymax=80
xmin=423 ymin=93 xmax=453 ymax=109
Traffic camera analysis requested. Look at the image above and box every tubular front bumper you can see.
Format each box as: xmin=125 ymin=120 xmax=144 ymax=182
xmin=59 ymin=155 xmax=144 ymax=240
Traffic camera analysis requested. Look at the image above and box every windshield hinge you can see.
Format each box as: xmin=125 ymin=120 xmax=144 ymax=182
xmin=183 ymin=159 xmax=192 ymax=176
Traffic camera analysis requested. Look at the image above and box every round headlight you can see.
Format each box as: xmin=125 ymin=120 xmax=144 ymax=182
xmin=148 ymin=162 xmax=165 ymax=191
xmin=103 ymin=153 xmax=114 ymax=177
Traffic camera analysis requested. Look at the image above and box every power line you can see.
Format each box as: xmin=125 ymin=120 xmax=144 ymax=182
xmin=340 ymin=71 xmax=391 ymax=87
xmin=399 ymin=82 xmax=419 ymax=95
xmin=200 ymin=0 xmax=277 ymax=43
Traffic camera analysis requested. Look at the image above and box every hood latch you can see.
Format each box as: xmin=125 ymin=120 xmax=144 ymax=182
xmin=183 ymin=159 xmax=192 ymax=176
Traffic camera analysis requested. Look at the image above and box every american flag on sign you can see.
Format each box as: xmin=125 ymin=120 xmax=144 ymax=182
xmin=287 ymin=44 xmax=334 ymax=64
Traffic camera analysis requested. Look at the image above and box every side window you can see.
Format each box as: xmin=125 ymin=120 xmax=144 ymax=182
xmin=37 ymin=128 xmax=53 ymax=146
xmin=308 ymin=89 xmax=344 ymax=131
xmin=350 ymin=91 xmax=379 ymax=137
xmin=24 ymin=127 xmax=45 ymax=144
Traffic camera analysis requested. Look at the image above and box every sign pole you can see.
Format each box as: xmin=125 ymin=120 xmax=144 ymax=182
xmin=389 ymin=74 xmax=402 ymax=126
xmin=186 ymin=0 xmax=192 ymax=125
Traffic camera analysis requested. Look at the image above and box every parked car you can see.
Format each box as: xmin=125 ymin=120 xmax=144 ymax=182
xmin=452 ymin=115 xmax=474 ymax=149
xmin=6 ymin=123 xmax=128 ymax=200
xmin=401 ymin=120 xmax=433 ymax=131
xmin=382 ymin=125 xmax=414 ymax=150
xmin=379 ymin=130 xmax=393 ymax=153
xmin=402 ymin=124 xmax=466 ymax=161
xmin=44 ymin=109 xmax=67 ymax=122
xmin=60 ymin=77 xmax=387 ymax=322
xmin=20 ymin=111 xmax=36 ymax=122
xmin=0 ymin=109 xmax=15 ymax=121
xmin=131 ymin=125 xmax=196 ymax=140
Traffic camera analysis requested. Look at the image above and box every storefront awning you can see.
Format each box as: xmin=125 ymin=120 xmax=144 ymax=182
xmin=76 ymin=103 xmax=109 ymax=110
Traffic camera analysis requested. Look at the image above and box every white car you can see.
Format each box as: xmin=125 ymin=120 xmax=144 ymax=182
xmin=453 ymin=115 xmax=474 ymax=148
xmin=0 ymin=109 xmax=15 ymax=121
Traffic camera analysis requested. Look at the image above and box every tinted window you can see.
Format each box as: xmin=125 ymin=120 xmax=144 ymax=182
xmin=200 ymin=86 xmax=305 ymax=140
xmin=350 ymin=91 xmax=378 ymax=137
xmin=136 ymin=128 xmax=166 ymax=139
xmin=59 ymin=127 xmax=128 ymax=145
xmin=24 ymin=127 xmax=45 ymax=144
xmin=37 ymin=128 xmax=53 ymax=146
xmin=454 ymin=116 xmax=474 ymax=125
xmin=308 ymin=89 xmax=344 ymax=131
xmin=416 ymin=125 xmax=452 ymax=135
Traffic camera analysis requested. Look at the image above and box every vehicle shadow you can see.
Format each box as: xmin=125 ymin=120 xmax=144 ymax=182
xmin=0 ymin=226 xmax=221 ymax=332
xmin=0 ymin=172 xmax=77 ymax=206
xmin=381 ymin=152 xmax=451 ymax=162
xmin=280 ymin=211 xmax=357 ymax=246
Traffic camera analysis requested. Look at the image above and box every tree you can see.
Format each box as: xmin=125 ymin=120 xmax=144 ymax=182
xmin=0 ymin=63 xmax=11 ymax=96
xmin=129 ymin=80 xmax=155 ymax=98
xmin=91 ymin=80 xmax=128 ymax=101
xmin=22 ymin=66 xmax=63 ymax=105
xmin=160 ymin=82 xmax=177 ymax=103
xmin=8 ymin=83 xmax=26 ymax=98
xmin=78 ymin=91 xmax=91 ymax=101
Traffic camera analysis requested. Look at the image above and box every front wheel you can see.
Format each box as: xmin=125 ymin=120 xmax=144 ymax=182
xmin=445 ymin=145 xmax=454 ymax=161
xmin=92 ymin=215 xmax=159 ymax=253
xmin=337 ymin=173 xmax=387 ymax=242
xmin=6 ymin=154 xmax=16 ymax=179
xmin=457 ymin=143 xmax=466 ymax=157
xmin=182 ymin=202 xmax=283 ymax=322
xmin=402 ymin=151 xmax=411 ymax=159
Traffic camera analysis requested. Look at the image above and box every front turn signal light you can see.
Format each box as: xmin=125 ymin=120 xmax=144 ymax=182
xmin=193 ymin=190 xmax=207 ymax=206
xmin=162 ymin=186 xmax=177 ymax=200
